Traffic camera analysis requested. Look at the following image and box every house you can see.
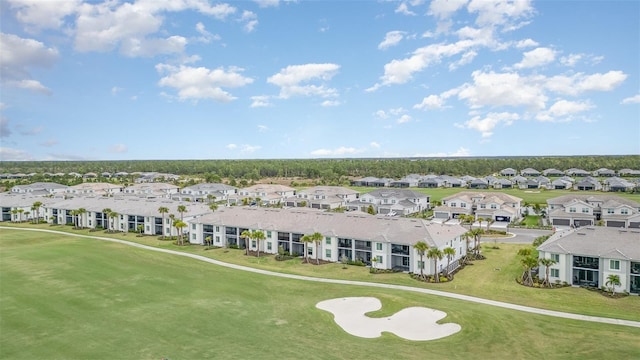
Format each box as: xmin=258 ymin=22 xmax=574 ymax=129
xmin=369 ymin=178 xmax=394 ymax=187
xmin=134 ymin=172 xmax=180 ymax=183
xmin=574 ymin=177 xmax=602 ymax=191
xmin=188 ymin=206 xmax=468 ymax=275
xmin=500 ymin=168 xmax=516 ymax=177
xmin=66 ymin=182 xmax=123 ymax=197
xmin=0 ymin=193 xmax=58 ymax=222
xmin=547 ymin=194 xmax=640 ymax=228
xmin=521 ymin=168 xmax=540 ymax=177
xmin=618 ymin=169 xmax=640 ymax=176
xmin=351 ymin=177 xmax=379 ymax=187
xmin=593 ymin=168 xmax=616 ymax=177
xmin=602 ymin=177 xmax=635 ymax=192
xmin=492 ymin=178 xmax=513 ymax=189
xmin=122 ymin=182 xmax=179 ymax=199
xmin=566 ymin=168 xmax=590 ymax=177
xmin=511 ymin=175 xmax=528 ymax=186
xmin=287 ymin=186 xmax=359 ymax=209
xmin=390 ymin=174 xmax=424 ymax=188
xmin=173 ymin=183 xmax=238 ymax=202
xmin=550 ymin=178 xmax=573 ymax=190
xmin=418 ymin=176 xmax=445 ymax=188
xmin=537 ymin=227 xmax=640 ymax=295
xmin=41 ymin=196 xmax=210 ymax=236
xmin=10 ymin=182 xmax=69 ymax=196
xmin=543 ymin=168 xmax=564 ymax=177
xmin=433 ymin=192 xmax=522 ymax=223
xmin=469 ymin=178 xmax=489 ymax=189
xmin=83 ymin=172 xmax=98 ymax=179
xmin=229 ymin=184 xmax=296 ymax=206
xmin=352 ymin=189 xmax=430 ymax=215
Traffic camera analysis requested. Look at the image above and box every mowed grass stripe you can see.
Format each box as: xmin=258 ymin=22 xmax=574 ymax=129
xmin=1 ymin=229 xmax=640 ymax=359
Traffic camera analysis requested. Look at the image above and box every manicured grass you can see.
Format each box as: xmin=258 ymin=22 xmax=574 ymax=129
xmin=520 ymin=215 xmax=541 ymax=227
xmin=3 ymin=223 xmax=639 ymax=323
xmin=2 ymin=229 xmax=639 ymax=360
xmin=348 ymin=186 xmax=640 ymax=205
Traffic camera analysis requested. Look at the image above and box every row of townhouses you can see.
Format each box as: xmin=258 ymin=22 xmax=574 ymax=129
xmin=499 ymin=167 xmax=640 ymax=177
xmin=537 ymin=226 xmax=640 ymax=295
xmin=547 ymin=195 xmax=640 ymax=229
xmin=0 ymin=193 xmax=468 ymax=275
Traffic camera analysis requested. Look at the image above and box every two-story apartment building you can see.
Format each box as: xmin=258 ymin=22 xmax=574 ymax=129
xmin=286 ymin=186 xmax=359 ymax=209
xmin=122 ymin=183 xmax=179 ymax=199
xmin=348 ymin=189 xmax=430 ymax=215
xmin=537 ymin=227 xmax=640 ymax=295
xmin=228 ymin=184 xmax=296 ymax=206
xmin=188 ymin=207 xmax=467 ymax=275
xmin=173 ymin=183 xmax=238 ymax=202
xmin=10 ymin=182 xmax=69 ymax=196
xmin=66 ymin=182 xmax=123 ymax=197
xmin=547 ymin=195 xmax=640 ymax=228
xmin=433 ymin=192 xmax=522 ymax=223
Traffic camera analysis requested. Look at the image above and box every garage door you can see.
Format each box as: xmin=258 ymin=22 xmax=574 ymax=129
xmin=606 ymin=221 xmax=626 ymax=228
xmin=574 ymin=219 xmax=593 ymax=227
xmin=553 ymin=219 xmax=570 ymax=226
xmin=629 ymin=222 xmax=640 ymax=228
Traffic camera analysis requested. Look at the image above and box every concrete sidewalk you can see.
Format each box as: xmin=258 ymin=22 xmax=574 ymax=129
xmin=4 ymin=226 xmax=639 ymax=329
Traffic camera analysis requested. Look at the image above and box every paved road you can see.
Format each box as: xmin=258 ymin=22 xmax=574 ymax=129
xmin=481 ymin=228 xmax=554 ymax=244
xmin=3 ymin=226 xmax=639 ymax=329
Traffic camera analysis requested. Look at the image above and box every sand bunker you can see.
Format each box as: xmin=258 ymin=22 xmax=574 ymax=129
xmin=316 ymin=297 xmax=461 ymax=341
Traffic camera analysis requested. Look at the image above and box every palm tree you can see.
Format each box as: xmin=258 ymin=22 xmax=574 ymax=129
xmin=69 ymin=209 xmax=78 ymax=228
xmin=158 ymin=206 xmax=169 ymax=239
xmin=109 ymin=211 xmax=119 ymax=232
xmin=300 ymin=235 xmax=314 ymax=263
xmin=443 ymin=247 xmax=456 ymax=278
xmin=605 ymin=274 xmax=621 ymax=296
xmin=517 ymin=248 xmax=537 ymax=287
xmin=177 ymin=204 xmax=187 ymax=221
xmin=413 ymin=241 xmax=429 ymax=279
xmin=11 ymin=209 xmax=18 ymax=222
xmin=427 ymin=247 xmax=444 ymax=282
xmin=168 ymin=214 xmax=175 ymax=239
xmin=486 ymin=218 xmax=495 ymax=231
xmin=24 ymin=211 xmax=31 ymax=222
xmin=174 ymin=220 xmax=187 ymax=245
xmin=102 ymin=208 xmax=112 ymax=231
xmin=309 ymin=232 xmax=323 ymax=265
xmin=538 ymin=257 xmax=557 ymax=287
xmin=206 ymin=194 xmax=217 ymax=204
xmin=240 ymin=230 xmax=253 ymax=255
xmin=209 ymin=203 xmax=218 ymax=212
xmin=77 ymin=208 xmax=87 ymax=228
xmin=466 ymin=228 xmax=484 ymax=258
xmin=252 ymin=230 xmax=266 ymax=257
xmin=32 ymin=201 xmax=42 ymax=223
xmin=17 ymin=208 xmax=24 ymax=223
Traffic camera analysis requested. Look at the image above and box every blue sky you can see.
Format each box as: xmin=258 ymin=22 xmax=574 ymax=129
xmin=1 ymin=0 xmax=638 ymax=161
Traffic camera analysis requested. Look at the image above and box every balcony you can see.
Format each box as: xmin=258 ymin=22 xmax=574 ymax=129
xmin=391 ymin=244 xmax=409 ymax=256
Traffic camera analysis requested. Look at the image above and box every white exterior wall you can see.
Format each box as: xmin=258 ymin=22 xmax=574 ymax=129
xmin=602 ymin=257 xmax=629 ymax=294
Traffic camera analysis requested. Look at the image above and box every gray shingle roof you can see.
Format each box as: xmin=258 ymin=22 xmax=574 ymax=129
xmin=537 ymin=227 xmax=640 ymax=260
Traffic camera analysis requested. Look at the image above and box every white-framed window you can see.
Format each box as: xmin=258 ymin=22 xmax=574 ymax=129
xmin=308 ymin=247 xmax=313 ymax=255
xmin=325 ymin=249 xmax=331 ymax=258
xmin=267 ymin=231 xmax=272 ymax=238
xmin=480 ymin=204 xmax=486 ymax=209
xmin=582 ymin=208 xmax=589 ymax=213
xmin=550 ymin=268 xmax=559 ymax=277
xmin=491 ymin=204 xmax=497 ymax=209
xmin=461 ymin=203 xmax=466 ymax=208
xmin=569 ymin=207 xmax=576 ymax=213
xmin=375 ymin=255 xmax=383 ymax=264
xmin=267 ymin=242 xmax=272 ymax=251
xmin=192 ymin=233 xmax=196 ymax=240
xmin=417 ymin=260 xmax=424 ymax=269
xmin=610 ymin=259 xmax=620 ymax=270
xmin=451 ymin=203 xmax=457 ymax=207
xmin=215 ymin=236 xmax=220 ymax=243
xmin=325 ymin=237 xmax=331 ymax=245
xmin=192 ymin=224 xmax=196 ymax=230
xmin=376 ymin=243 xmax=382 ymax=251
xmin=216 ymin=226 xmax=220 ymax=232
xmin=252 ymin=240 xmax=257 ymax=248
xmin=607 ymin=209 xmax=614 ymax=214
xmin=621 ymin=209 xmax=629 ymax=215
xmin=551 ymin=254 xmax=560 ymax=262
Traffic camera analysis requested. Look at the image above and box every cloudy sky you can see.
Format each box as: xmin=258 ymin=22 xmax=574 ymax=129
xmin=1 ymin=0 xmax=638 ymax=161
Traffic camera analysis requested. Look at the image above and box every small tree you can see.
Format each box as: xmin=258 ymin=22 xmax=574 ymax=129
xmin=427 ymin=247 xmax=444 ymax=282
xmin=413 ymin=241 xmax=429 ymax=279
xmin=252 ymin=230 xmax=266 ymax=257
xmin=443 ymin=247 xmax=456 ymax=278
xmin=340 ymin=255 xmax=349 ymax=269
xmin=371 ymin=256 xmax=377 ymax=273
xmin=240 ymin=230 xmax=252 ymax=256
xmin=174 ymin=220 xmax=187 ymax=245
xmin=538 ymin=257 xmax=557 ymax=287
xmin=137 ymin=224 xmax=144 ymax=235
xmin=605 ymin=274 xmax=621 ymax=296
xmin=367 ymin=205 xmax=375 ymax=215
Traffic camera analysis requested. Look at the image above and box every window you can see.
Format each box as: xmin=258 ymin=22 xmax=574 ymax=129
xmin=192 ymin=233 xmax=196 ymax=240
xmin=267 ymin=231 xmax=272 ymax=238
xmin=610 ymin=259 xmax=620 ymax=270
xmin=418 ymin=260 xmax=425 ymax=269
xmin=267 ymin=242 xmax=272 ymax=251
xmin=325 ymin=249 xmax=331 ymax=258
xmin=461 ymin=203 xmax=466 ymax=208
xmin=215 ymin=236 xmax=220 ymax=243
xmin=569 ymin=207 xmax=576 ymax=213
xmin=450 ymin=203 xmax=456 ymax=207
xmin=192 ymin=224 xmax=196 ymax=230
xmin=551 ymin=254 xmax=560 ymax=262
xmin=375 ymin=255 xmax=383 ymax=264
xmin=216 ymin=226 xmax=220 ymax=232
xmin=621 ymin=209 xmax=629 ymax=215
xmin=550 ymin=268 xmax=559 ymax=277
xmin=490 ymin=204 xmax=497 ymax=209
xmin=308 ymin=247 xmax=313 ymax=255
xmin=480 ymin=204 xmax=486 ymax=209
xmin=325 ymin=237 xmax=331 ymax=245
xmin=376 ymin=243 xmax=382 ymax=251
xmin=607 ymin=208 xmax=614 ymax=214
xmin=582 ymin=208 xmax=589 ymax=213
xmin=252 ymin=240 xmax=256 ymax=248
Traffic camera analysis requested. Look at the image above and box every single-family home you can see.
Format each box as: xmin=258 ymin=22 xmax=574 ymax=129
xmin=521 ymin=168 xmax=541 ymax=177
xmin=352 ymin=189 xmax=430 ymax=215
xmin=173 ymin=183 xmax=238 ymax=202
xmin=229 ymin=184 xmax=296 ymax=206
xmin=593 ymin=168 xmax=616 ymax=177
xmin=543 ymin=168 xmax=564 ymax=177
xmin=574 ymin=177 xmax=602 ymax=191
xmin=122 ymin=182 xmax=180 ymax=199
xmin=287 ymin=186 xmax=359 ymax=209
xmin=433 ymin=192 xmax=522 ymax=223
xmin=10 ymin=182 xmax=69 ymax=196
xmin=66 ymin=182 xmax=123 ymax=197
xmin=500 ymin=168 xmax=517 ymax=177
xmin=547 ymin=194 xmax=640 ymax=228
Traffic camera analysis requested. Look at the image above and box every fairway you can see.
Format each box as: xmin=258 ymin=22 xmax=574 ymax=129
xmin=1 ymin=229 xmax=639 ymax=360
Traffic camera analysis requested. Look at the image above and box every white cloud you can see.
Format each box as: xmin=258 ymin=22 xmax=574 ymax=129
xmin=514 ymin=47 xmax=556 ymax=69
xmin=449 ymin=50 xmax=477 ymax=70
xmin=536 ymin=99 xmax=593 ymax=122
xmin=457 ymin=112 xmax=519 ymax=137
xmin=195 ymin=22 xmax=220 ymax=43
xmin=467 ymin=0 xmax=534 ymax=28
xmin=545 ymin=71 xmax=627 ymax=96
xmin=378 ymin=31 xmax=405 ymax=50
xmin=7 ymin=0 xmax=81 ymax=32
xmin=414 ymin=94 xmax=446 ymax=110
xmin=250 ymin=95 xmax=272 ymax=107
xmin=560 ymin=53 xmax=582 ymax=67
xmin=111 ymin=86 xmax=123 ymax=95
xmin=0 ymin=33 xmax=58 ymax=92
xmin=457 ymin=70 xmax=547 ymax=110
xmin=515 ymin=38 xmax=538 ymax=48
xmin=370 ymin=142 xmax=380 ymax=148
xmin=40 ymin=139 xmax=58 ymax=147
xmin=0 ymin=147 xmax=33 ymax=161
xmin=396 ymin=114 xmax=412 ymax=124
xmin=429 ymin=0 xmax=468 ymax=19
xmin=240 ymin=144 xmax=261 ymax=153
xmin=395 ymin=2 xmax=416 ymax=16
xmin=73 ymin=0 xmax=236 ymax=56
xmin=156 ymin=63 xmax=254 ymax=102
xmin=254 ymin=0 xmax=280 ymax=7
xmin=257 ymin=125 xmax=268 ymax=132
xmin=621 ymin=94 xmax=640 ymax=104
xmin=321 ymin=100 xmax=340 ymax=107
xmin=109 ymin=143 xmax=128 ymax=153
xmin=267 ymin=63 xmax=340 ymax=99
xmin=226 ymin=144 xmax=238 ymax=150
xmin=414 ymin=147 xmax=471 ymax=157
xmin=310 ymin=146 xmax=363 ymax=156
xmin=240 ymin=10 xmax=258 ymax=32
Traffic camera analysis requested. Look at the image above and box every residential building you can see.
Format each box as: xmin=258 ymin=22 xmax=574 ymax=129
xmin=189 ymin=206 xmax=468 ymax=275
xmin=574 ymin=176 xmax=602 ymax=191
xmin=593 ymin=168 xmax=616 ymax=177
xmin=500 ymin=168 xmax=516 ymax=177
xmin=350 ymin=189 xmax=430 ymax=215
xmin=521 ymin=168 xmax=540 ymax=177
xmin=537 ymin=227 xmax=640 ymax=295
xmin=0 ymin=193 xmax=57 ymax=222
xmin=10 ymin=182 xmax=69 ymax=196
xmin=287 ymin=186 xmax=359 ymax=209
xmin=566 ymin=168 xmax=590 ymax=177
xmin=66 ymin=182 xmax=123 ymax=197
xmin=547 ymin=194 xmax=640 ymax=228
xmin=173 ymin=183 xmax=238 ymax=202
xmin=122 ymin=183 xmax=179 ymax=199
xmin=433 ymin=191 xmax=522 ymax=223
xmin=229 ymin=184 xmax=296 ymax=206
xmin=543 ymin=168 xmax=564 ymax=177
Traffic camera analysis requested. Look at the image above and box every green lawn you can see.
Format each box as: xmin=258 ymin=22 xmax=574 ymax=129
xmin=1 ymin=228 xmax=639 ymax=360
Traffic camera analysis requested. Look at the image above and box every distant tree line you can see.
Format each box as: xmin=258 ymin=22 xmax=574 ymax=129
xmin=1 ymin=155 xmax=638 ymax=182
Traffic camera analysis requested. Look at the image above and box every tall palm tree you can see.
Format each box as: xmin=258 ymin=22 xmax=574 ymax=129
xmin=427 ymin=247 xmax=444 ymax=282
xmin=538 ymin=257 xmax=557 ymax=287
xmin=32 ymin=201 xmax=42 ymax=223
xmin=25 ymin=211 xmax=31 ymax=222
xmin=465 ymin=228 xmax=484 ymax=258
xmin=30 ymin=205 xmax=37 ymax=223
xmin=519 ymin=254 xmax=538 ymax=286
xmin=11 ymin=209 xmax=18 ymax=222
xmin=77 ymin=208 xmax=87 ymax=228
xmin=158 ymin=206 xmax=169 ymax=239
xmin=174 ymin=220 xmax=187 ymax=246
xmin=605 ymin=274 xmax=621 ymax=296
xmin=413 ymin=241 xmax=429 ymax=279
xmin=252 ymin=230 xmax=266 ymax=257
xmin=309 ymin=232 xmax=324 ymax=265
xmin=69 ymin=209 xmax=78 ymax=228
xmin=486 ymin=218 xmax=495 ymax=231
xmin=240 ymin=230 xmax=252 ymax=255
xmin=209 ymin=203 xmax=218 ymax=212
xmin=168 ymin=214 xmax=175 ymax=239
xmin=102 ymin=208 xmax=112 ymax=231
xmin=177 ymin=205 xmax=187 ymax=222
xmin=300 ymin=235 xmax=313 ymax=263
xmin=17 ymin=209 xmax=24 ymax=223
xmin=443 ymin=247 xmax=456 ymax=278
xmin=109 ymin=211 xmax=119 ymax=232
